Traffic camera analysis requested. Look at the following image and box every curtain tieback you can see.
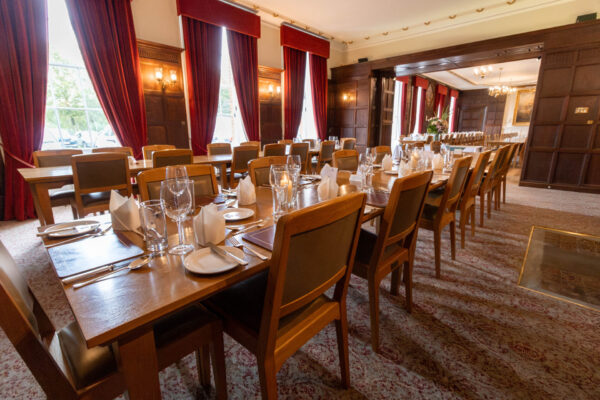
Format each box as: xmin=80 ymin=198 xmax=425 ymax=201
xmin=0 ymin=144 xmax=36 ymax=168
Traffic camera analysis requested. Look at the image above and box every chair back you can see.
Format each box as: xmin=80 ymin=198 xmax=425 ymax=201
xmin=72 ymin=153 xmax=131 ymax=196
xmin=463 ymin=150 xmax=492 ymax=199
xmin=32 ymin=149 xmax=83 ymax=167
xmin=0 ymin=240 xmax=75 ymax=397
xmin=137 ymin=164 xmax=218 ymax=202
xmin=374 ymin=146 xmax=391 ymax=164
xmin=248 ymin=156 xmax=287 ymax=187
xmin=261 ymin=193 xmax=366 ymax=345
xmin=92 ymin=146 xmax=133 ymax=157
xmin=318 ymin=140 xmax=335 ymax=164
xmin=500 ymin=143 xmax=518 ymax=175
xmin=231 ymin=146 xmax=259 ymax=172
xmin=207 ymin=143 xmax=232 ymax=156
xmin=263 ymin=143 xmax=286 ymax=157
xmin=278 ymin=140 xmax=293 ymax=145
xmin=332 ymin=150 xmax=358 ymax=172
xmin=302 ymin=139 xmax=316 ymax=149
xmin=240 ymin=141 xmax=260 ymax=147
xmin=369 ymin=171 xmax=432 ymax=267
xmin=290 ymin=142 xmax=309 ymax=173
xmin=431 ymin=141 xmax=442 ymax=153
xmin=437 ymin=156 xmax=472 ymax=216
xmin=341 ymin=138 xmax=356 ymax=150
xmin=152 ymin=149 xmax=193 ymax=168
xmin=142 ymin=145 xmax=175 ymax=160
xmin=480 ymin=146 xmax=508 ymax=190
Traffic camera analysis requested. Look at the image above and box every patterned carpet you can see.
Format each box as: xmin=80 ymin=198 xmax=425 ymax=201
xmin=1 ymin=170 xmax=599 ymax=399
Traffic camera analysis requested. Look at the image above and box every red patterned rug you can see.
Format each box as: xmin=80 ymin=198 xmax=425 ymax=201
xmin=1 ymin=172 xmax=599 ymax=399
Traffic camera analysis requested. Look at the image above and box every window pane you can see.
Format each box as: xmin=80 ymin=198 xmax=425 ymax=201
xmin=50 ymin=66 xmax=84 ymax=108
xmin=296 ymin=55 xmax=318 ymax=140
xmin=56 ymin=109 xmax=88 ymax=148
xmin=80 ymin=69 xmax=100 ymax=108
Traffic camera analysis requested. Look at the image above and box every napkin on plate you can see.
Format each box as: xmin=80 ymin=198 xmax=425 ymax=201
xmin=432 ymin=154 xmax=444 ymax=171
xmin=318 ymin=164 xmax=339 ymax=201
xmin=236 ymin=175 xmax=256 ymax=205
xmin=398 ymin=161 xmax=411 ymax=176
xmin=109 ymin=190 xmax=141 ymax=232
xmin=194 ymin=203 xmax=225 ymax=246
xmin=349 ymin=173 xmax=363 ymax=190
xmin=381 ymin=154 xmax=393 ymax=171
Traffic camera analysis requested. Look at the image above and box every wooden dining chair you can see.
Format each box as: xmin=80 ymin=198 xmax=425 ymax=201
xmin=278 ymin=139 xmax=293 ymax=145
xmin=263 ymin=143 xmax=286 ymax=157
xmin=302 ymin=139 xmax=316 ymax=148
xmin=32 ymin=149 xmax=83 ymax=219
xmin=477 ymin=145 xmax=509 ymax=226
xmin=496 ymin=143 xmax=519 ymax=206
xmin=71 ymin=153 xmax=131 ymax=217
xmin=352 ymin=171 xmax=432 ymax=351
xmin=458 ymin=151 xmax=491 ymax=248
xmin=207 ymin=192 xmax=366 ymax=399
xmin=332 ymin=149 xmax=359 ymax=172
xmin=142 ymin=144 xmax=175 ymax=160
xmin=341 ymin=138 xmax=356 ymax=150
xmin=290 ymin=142 xmax=309 ymax=174
xmin=314 ymin=140 xmax=335 ymax=173
xmin=92 ymin=147 xmax=133 ymax=157
xmin=152 ymin=149 xmax=193 ymax=168
xmin=207 ymin=143 xmax=232 ymax=156
xmin=419 ymin=156 xmax=472 ymax=278
xmin=248 ymin=156 xmax=287 ymax=187
xmin=137 ymin=164 xmax=218 ymax=202
xmin=230 ymin=145 xmax=259 ymax=188
xmin=374 ymin=146 xmax=391 ymax=163
xmin=240 ymin=141 xmax=260 ymax=147
xmin=0 ymin=240 xmax=227 ymax=400
xmin=431 ymin=141 xmax=442 ymax=153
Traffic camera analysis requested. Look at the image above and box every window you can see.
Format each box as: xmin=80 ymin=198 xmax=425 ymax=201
xmin=212 ymin=28 xmax=247 ymax=146
xmin=296 ymin=55 xmax=318 ymax=140
xmin=43 ymin=0 xmax=117 ymax=149
xmin=391 ymin=80 xmax=404 ymax=144
xmin=448 ymin=96 xmax=457 ymax=132
xmin=412 ymin=87 xmax=423 ymax=134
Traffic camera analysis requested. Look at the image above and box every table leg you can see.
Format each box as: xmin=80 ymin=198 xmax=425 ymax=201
xmin=219 ymin=163 xmax=228 ymax=189
xmin=118 ymin=329 xmax=161 ymax=400
xmin=30 ymin=182 xmax=55 ymax=225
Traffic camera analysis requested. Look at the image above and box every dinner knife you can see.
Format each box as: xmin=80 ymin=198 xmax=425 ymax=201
xmin=61 ymin=264 xmax=115 ymax=285
xmin=37 ymin=223 xmax=100 ymax=236
xmin=207 ymin=242 xmax=248 ymax=265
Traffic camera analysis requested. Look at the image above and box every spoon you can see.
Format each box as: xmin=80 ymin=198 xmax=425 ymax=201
xmin=72 ymin=256 xmax=152 ymax=289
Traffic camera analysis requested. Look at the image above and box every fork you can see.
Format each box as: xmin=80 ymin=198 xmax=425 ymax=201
xmin=45 ymin=224 xmax=112 ymax=248
xmin=229 ymin=236 xmax=268 ymax=260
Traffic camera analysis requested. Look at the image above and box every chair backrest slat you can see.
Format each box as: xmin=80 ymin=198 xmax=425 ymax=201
xmin=207 ymin=143 xmax=232 ymax=156
xmin=341 ymin=138 xmax=356 ymax=150
xmin=142 ymin=145 xmax=175 ymax=160
xmin=137 ymin=164 xmax=218 ymax=202
xmin=92 ymin=146 xmax=133 ymax=157
xmin=232 ymin=146 xmax=259 ymax=172
xmin=33 ymin=149 xmax=83 ymax=167
xmin=318 ymin=140 xmax=335 ymax=164
xmin=248 ymin=156 xmax=287 ymax=187
xmin=263 ymin=143 xmax=286 ymax=157
xmin=72 ymin=153 xmax=131 ymax=194
xmin=332 ymin=150 xmax=358 ymax=172
xmin=152 ymin=149 xmax=193 ymax=168
xmin=374 ymin=146 xmax=391 ymax=164
xmin=290 ymin=143 xmax=309 ymax=173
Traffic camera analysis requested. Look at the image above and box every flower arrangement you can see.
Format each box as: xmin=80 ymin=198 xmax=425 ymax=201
xmin=426 ymin=108 xmax=449 ymax=134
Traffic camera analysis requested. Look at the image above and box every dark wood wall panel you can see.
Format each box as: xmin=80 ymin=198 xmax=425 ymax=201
xmin=258 ymin=66 xmax=282 ymax=146
xmin=457 ymin=89 xmax=505 ymax=135
xmin=329 ymin=75 xmax=371 ymax=150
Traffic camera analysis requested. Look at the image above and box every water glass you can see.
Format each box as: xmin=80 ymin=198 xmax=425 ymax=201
xmin=165 ymin=165 xmax=188 ymax=181
xmin=270 ymin=165 xmax=289 ymax=220
xmin=139 ymin=200 xmax=168 ymax=254
xmin=358 ymin=154 xmax=373 ymax=193
xmin=160 ymin=179 xmax=194 ymax=255
xmin=286 ymin=155 xmax=301 ymax=209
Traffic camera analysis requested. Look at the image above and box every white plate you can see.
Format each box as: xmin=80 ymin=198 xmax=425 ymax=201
xmin=43 ymin=220 xmax=101 ymax=238
xmin=383 ymin=170 xmax=398 ymax=175
xmin=184 ymin=246 xmax=245 ymax=274
xmin=220 ymin=207 xmax=255 ymax=221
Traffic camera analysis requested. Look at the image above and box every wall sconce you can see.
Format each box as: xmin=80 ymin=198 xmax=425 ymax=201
xmin=267 ymin=83 xmax=281 ymax=98
xmin=342 ymin=93 xmax=348 ymax=101
xmin=155 ymin=67 xmax=177 ymax=90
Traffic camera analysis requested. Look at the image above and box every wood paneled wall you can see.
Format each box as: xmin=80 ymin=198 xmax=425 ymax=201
xmin=457 ymin=89 xmax=506 ymax=134
xmin=258 ymin=66 xmax=282 ymax=146
xmin=137 ymin=40 xmax=188 ymax=149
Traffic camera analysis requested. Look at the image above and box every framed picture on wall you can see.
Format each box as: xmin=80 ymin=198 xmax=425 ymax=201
xmin=513 ymin=89 xmax=536 ymax=125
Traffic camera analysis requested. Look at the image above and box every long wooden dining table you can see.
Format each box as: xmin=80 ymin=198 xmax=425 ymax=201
xmin=39 ymin=167 xmax=453 ymax=399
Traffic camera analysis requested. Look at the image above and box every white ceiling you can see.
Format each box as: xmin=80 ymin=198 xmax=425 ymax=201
xmin=237 ymin=0 xmax=575 ymax=49
xmin=423 ymin=58 xmax=541 ymax=90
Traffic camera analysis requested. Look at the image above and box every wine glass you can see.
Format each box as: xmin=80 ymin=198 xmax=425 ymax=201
xmin=160 ymin=179 xmax=194 ymax=255
xmin=358 ymin=154 xmax=373 ymax=193
xmin=365 ymin=147 xmax=376 ymax=165
xmin=286 ymin=155 xmax=301 ymax=209
xmin=270 ymin=165 xmax=289 ymax=220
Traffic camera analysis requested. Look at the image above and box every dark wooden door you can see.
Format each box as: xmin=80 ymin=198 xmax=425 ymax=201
xmin=521 ymin=44 xmax=600 ymax=192
xmin=379 ymin=77 xmax=395 ymax=145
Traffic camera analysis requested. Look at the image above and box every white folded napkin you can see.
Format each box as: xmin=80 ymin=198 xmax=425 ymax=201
xmin=320 ymin=164 xmax=338 ymax=180
xmin=381 ymin=154 xmax=393 ymax=171
xmin=398 ymin=161 xmax=411 ymax=176
xmin=194 ymin=203 xmax=225 ymax=246
xmin=432 ymin=154 xmax=444 ymax=171
xmin=236 ymin=175 xmax=256 ymax=205
xmin=109 ymin=190 xmax=141 ymax=232
xmin=349 ymin=173 xmax=363 ymax=190
xmin=317 ymin=176 xmax=339 ymax=201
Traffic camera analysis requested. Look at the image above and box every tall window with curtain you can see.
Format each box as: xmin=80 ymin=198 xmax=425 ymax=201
xmin=410 ymin=76 xmax=429 ymax=134
xmin=296 ymin=56 xmax=318 ymax=140
xmin=449 ymin=89 xmax=459 ymax=132
xmin=391 ymin=76 xmax=409 ymax=143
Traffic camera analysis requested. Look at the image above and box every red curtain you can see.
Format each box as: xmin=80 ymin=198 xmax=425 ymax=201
xmin=0 ymin=0 xmax=47 ymax=220
xmin=396 ymin=76 xmax=409 ymax=136
xmin=449 ymin=89 xmax=459 ymax=132
xmin=410 ymin=77 xmax=429 ymax=133
xmin=283 ymin=46 xmax=306 ymax=140
xmin=182 ymin=17 xmax=222 ymax=155
xmin=310 ymin=54 xmax=327 ymax=140
xmin=65 ymin=0 xmax=147 ymax=159
xmin=227 ymin=29 xmax=259 ymax=142
xmin=435 ymin=85 xmax=448 ymax=118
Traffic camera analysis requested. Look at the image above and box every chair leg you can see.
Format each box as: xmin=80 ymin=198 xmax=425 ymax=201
xmin=367 ymin=276 xmax=381 ymax=352
xmin=210 ymin=327 xmax=228 ymax=400
xmin=196 ymin=346 xmax=211 ymax=390
xmin=479 ymin=195 xmax=485 ymax=227
xmin=335 ymin=308 xmax=350 ymax=388
xmin=470 ymin=206 xmax=476 ymax=238
xmin=503 ymin=177 xmax=507 ymax=204
xmin=459 ymin=208 xmax=467 ymax=249
xmin=257 ymin=357 xmax=278 ymax=400
xmin=390 ymin=264 xmax=400 ymax=296
xmin=449 ymin=220 xmax=456 ymax=260
xmin=434 ymin=229 xmax=441 ymax=279
xmin=229 ymin=170 xmax=234 ymax=189
xmin=404 ymin=261 xmax=413 ymax=313
xmin=487 ymin=191 xmax=492 ymax=219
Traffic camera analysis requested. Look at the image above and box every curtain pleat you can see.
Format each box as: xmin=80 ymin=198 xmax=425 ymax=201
xmin=283 ymin=47 xmax=306 ymax=140
xmin=309 ymin=54 xmax=327 ymax=140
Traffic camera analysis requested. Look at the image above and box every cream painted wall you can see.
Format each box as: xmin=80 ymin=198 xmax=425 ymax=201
xmin=131 ymin=0 xmax=181 ymax=48
xmin=337 ymin=0 xmax=599 ymax=67
xmin=502 ymin=86 xmax=536 ymax=139
xmin=258 ymin=23 xmax=282 ymax=69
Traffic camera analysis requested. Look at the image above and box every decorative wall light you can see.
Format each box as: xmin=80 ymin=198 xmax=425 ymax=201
xmin=488 ymin=67 xmax=516 ymax=97
xmin=155 ymin=67 xmax=177 ymax=90
xmin=473 ymin=65 xmax=492 ymax=79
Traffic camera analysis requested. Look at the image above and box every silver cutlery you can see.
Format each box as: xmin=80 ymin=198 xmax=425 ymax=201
xmin=229 ymin=236 xmax=268 ymax=261
xmin=227 ymin=219 xmax=264 ymax=231
xmin=72 ymin=256 xmax=152 ymax=289
xmin=207 ymin=242 xmax=248 ymax=265
xmin=36 ymin=223 xmax=100 ymax=237
xmin=235 ymin=221 xmax=266 ymax=235
xmin=45 ymin=224 xmax=112 ymax=248
xmin=61 ymin=264 xmax=115 ymax=285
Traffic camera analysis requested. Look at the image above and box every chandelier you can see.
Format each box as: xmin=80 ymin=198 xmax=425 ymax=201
xmin=487 ymin=67 xmax=516 ymax=97
xmin=473 ymin=65 xmax=492 ymax=79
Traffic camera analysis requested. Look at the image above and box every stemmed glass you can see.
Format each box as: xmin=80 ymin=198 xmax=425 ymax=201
xmin=165 ymin=165 xmax=188 ymax=181
xmin=160 ymin=179 xmax=194 ymax=255
xmin=270 ymin=165 xmax=289 ymax=220
xmin=358 ymin=154 xmax=373 ymax=193
xmin=286 ymin=155 xmax=301 ymax=209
